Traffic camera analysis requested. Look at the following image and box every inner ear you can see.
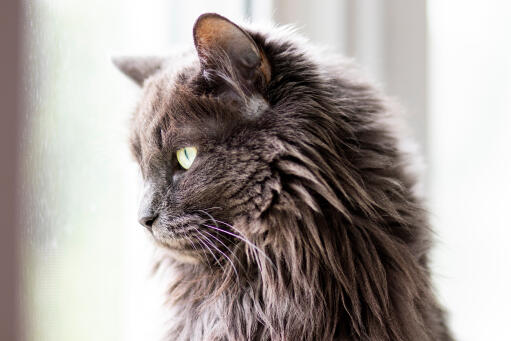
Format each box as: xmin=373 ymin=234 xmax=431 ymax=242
xmin=193 ymin=13 xmax=271 ymax=90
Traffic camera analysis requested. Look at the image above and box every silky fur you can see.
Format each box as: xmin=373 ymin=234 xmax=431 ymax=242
xmin=123 ymin=16 xmax=453 ymax=341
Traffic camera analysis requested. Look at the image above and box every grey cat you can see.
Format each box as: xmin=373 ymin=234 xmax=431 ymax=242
xmin=115 ymin=13 xmax=453 ymax=341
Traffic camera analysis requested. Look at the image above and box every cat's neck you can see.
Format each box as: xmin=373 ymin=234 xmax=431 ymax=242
xmin=164 ymin=205 xmax=438 ymax=340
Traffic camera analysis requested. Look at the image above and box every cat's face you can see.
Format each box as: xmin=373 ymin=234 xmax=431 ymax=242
xmin=117 ymin=14 xmax=281 ymax=261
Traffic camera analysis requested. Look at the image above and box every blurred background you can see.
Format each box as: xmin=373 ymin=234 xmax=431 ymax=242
xmin=1 ymin=0 xmax=509 ymax=340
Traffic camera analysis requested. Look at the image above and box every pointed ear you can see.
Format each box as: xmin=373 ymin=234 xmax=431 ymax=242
xmin=193 ymin=13 xmax=271 ymax=89
xmin=112 ymin=56 xmax=165 ymax=86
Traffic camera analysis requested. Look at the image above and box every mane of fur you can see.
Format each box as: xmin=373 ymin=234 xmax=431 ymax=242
xmin=140 ymin=26 xmax=454 ymax=341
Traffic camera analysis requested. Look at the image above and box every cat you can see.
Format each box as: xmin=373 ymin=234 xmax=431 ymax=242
xmin=114 ymin=13 xmax=454 ymax=341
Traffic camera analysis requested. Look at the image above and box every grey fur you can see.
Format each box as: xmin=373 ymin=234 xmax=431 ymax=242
xmin=116 ymin=13 xmax=453 ymax=341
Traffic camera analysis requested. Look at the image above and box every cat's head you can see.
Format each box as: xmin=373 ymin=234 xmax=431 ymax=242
xmin=114 ymin=14 xmax=290 ymax=261
xmin=115 ymin=13 xmax=372 ymax=266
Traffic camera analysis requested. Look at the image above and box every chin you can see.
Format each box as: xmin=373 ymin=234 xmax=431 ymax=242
xmin=149 ymin=220 xmax=207 ymax=264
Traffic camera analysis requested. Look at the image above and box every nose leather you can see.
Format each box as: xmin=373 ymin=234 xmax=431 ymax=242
xmin=138 ymin=213 xmax=158 ymax=229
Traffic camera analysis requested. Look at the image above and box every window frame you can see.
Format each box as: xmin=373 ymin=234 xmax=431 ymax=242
xmin=0 ymin=0 xmax=21 ymax=340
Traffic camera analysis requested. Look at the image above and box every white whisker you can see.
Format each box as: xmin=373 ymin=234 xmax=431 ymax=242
xmin=199 ymin=226 xmax=240 ymax=280
xmin=201 ymin=222 xmax=276 ymax=270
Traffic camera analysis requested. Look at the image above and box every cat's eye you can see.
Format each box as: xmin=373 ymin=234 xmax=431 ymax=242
xmin=176 ymin=147 xmax=197 ymax=170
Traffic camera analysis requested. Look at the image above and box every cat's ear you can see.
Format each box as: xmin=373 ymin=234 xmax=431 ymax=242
xmin=112 ymin=56 xmax=165 ymax=86
xmin=193 ymin=13 xmax=271 ymax=90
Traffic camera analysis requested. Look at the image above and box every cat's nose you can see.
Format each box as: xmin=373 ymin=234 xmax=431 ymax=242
xmin=138 ymin=183 xmax=159 ymax=230
xmin=138 ymin=213 xmax=158 ymax=230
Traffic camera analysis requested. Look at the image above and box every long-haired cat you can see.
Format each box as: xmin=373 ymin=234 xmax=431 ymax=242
xmin=114 ymin=13 xmax=453 ymax=341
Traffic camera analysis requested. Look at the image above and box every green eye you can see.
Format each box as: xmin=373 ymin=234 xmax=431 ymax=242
xmin=176 ymin=146 xmax=197 ymax=170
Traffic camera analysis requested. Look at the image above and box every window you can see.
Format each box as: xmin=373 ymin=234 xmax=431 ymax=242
xmin=428 ymin=1 xmax=511 ymax=340
xmin=21 ymin=1 xmax=253 ymax=340
xmin=18 ymin=1 xmax=511 ymax=340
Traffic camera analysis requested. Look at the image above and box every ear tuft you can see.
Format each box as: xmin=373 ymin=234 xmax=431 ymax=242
xmin=112 ymin=56 xmax=165 ymax=86
xmin=193 ymin=13 xmax=271 ymax=86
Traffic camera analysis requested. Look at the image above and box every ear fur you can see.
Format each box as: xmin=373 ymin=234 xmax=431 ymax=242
xmin=193 ymin=13 xmax=271 ymax=88
xmin=112 ymin=56 xmax=166 ymax=86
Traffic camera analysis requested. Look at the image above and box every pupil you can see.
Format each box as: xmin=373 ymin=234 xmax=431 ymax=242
xmin=184 ymin=149 xmax=189 ymax=159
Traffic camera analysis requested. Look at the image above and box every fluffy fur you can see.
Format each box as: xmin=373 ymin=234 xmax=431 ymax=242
xmin=116 ymin=13 xmax=453 ymax=341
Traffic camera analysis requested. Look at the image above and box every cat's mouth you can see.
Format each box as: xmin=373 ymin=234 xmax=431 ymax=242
xmin=150 ymin=214 xmax=201 ymax=249
xmin=149 ymin=212 xmax=238 ymax=262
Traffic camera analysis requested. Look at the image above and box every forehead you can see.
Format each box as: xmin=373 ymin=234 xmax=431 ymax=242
xmin=130 ymin=62 xmax=249 ymax=156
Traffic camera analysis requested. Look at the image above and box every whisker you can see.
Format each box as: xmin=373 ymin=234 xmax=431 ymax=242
xmin=201 ymin=207 xmax=222 ymax=212
xmin=198 ymin=210 xmax=264 ymax=256
xmin=180 ymin=225 xmax=209 ymax=267
xmin=197 ymin=211 xmax=275 ymax=269
xmin=192 ymin=226 xmax=239 ymax=280
xmin=199 ymin=226 xmax=240 ymax=279
xmin=202 ymin=223 xmax=276 ymax=270
xmin=194 ymin=232 xmax=223 ymax=270
xmin=211 ymin=219 xmax=276 ymax=268
xmin=198 ymin=209 xmax=221 ymax=229
xmin=208 ymin=219 xmax=247 ymax=239
xmin=200 ymin=228 xmax=241 ymax=262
